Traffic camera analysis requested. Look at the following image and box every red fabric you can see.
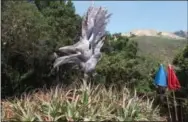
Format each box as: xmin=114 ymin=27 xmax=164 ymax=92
xmin=167 ymin=64 xmax=181 ymax=90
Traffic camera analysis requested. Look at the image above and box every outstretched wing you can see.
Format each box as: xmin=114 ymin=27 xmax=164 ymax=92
xmin=82 ymin=6 xmax=98 ymax=40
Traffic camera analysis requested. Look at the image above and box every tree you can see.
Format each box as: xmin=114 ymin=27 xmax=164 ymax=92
xmin=35 ymin=0 xmax=82 ymax=47
xmin=37 ymin=0 xmax=82 ymax=84
xmin=1 ymin=0 xmax=82 ymax=98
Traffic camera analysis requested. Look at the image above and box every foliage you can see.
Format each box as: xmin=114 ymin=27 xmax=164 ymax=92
xmin=173 ymin=44 xmax=188 ymax=96
xmin=2 ymin=1 xmax=51 ymax=96
xmin=1 ymin=0 xmax=82 ymax=98
xmin=2 ymin=83 xmax=163 ymax=121
xmin=38 ymin=0 xmax=82 ymax=47
xmin=173 ymin=44 xmax=188 ymax=120
xmin=95 ymin=34 xmax=159 ymax=94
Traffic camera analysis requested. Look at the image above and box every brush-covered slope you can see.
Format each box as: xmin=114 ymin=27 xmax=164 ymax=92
xmin=122 ymin=29 xmax=186 ymax=40
xmin=130 ymin=36 xmax=187 ymax=64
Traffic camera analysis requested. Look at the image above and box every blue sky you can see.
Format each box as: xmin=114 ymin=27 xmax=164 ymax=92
xmin=73 ymin=1 xmax=187 ymax=33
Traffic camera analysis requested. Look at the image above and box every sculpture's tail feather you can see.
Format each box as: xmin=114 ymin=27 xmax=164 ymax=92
xmin=82 ymin=6 xmax=112 ymax=44
xmin=93 ymin=8 xmax=112 ymax=42
xmin=94 ymin=37 xmax=104 ymax=54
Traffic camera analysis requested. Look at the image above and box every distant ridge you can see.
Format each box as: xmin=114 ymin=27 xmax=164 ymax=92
xmin=173 ymin=30 xmax=188 ymax=38
xmin=122 ymin=29 xmax=187 ymax=39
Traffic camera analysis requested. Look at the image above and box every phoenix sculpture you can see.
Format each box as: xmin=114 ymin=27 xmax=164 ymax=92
xmin=52 ymin=5 xmax=111 ymax=80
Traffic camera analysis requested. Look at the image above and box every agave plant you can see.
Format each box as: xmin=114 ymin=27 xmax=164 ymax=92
xmin=2 ymin=82 xmax=164 ymax=121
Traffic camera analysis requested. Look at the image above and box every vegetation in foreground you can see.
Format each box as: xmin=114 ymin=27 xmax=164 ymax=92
xmin=2 ymin=82 xmax=164 ymax=121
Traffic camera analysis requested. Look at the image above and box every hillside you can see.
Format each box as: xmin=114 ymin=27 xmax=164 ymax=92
xmin=130 ymin=36 xmax=187 ymax=64
xmin=122 ymin=29 xmax=186 ymax=40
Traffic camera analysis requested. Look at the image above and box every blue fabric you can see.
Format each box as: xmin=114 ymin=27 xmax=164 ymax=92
xmin=154 ymin=64 xmax=167 ymax=87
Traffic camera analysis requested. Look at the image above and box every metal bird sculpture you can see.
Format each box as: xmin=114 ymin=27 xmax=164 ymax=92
xmin=53 ymin=36 xmax=104 ymax=79
xmin=82 ymin=36 xmax=105 ymax=80
xmin=52 ymin=5 xmax=111 ymax=80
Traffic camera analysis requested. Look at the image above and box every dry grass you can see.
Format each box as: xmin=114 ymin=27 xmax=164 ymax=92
xmin=2 ymin=81 xmax=165 ymax=121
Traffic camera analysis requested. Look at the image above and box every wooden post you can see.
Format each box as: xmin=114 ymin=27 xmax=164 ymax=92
xmin=173 ymin=91 xmax=178 ymax=121
xmin=166 ymin=90 xmax=172 ymax=122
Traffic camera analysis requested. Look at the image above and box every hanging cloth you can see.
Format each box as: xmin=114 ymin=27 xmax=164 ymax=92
xmin=167 ymin=64 xmax=181 ymax=90
xmin=154 ymin=64 xmax=167 ymax=87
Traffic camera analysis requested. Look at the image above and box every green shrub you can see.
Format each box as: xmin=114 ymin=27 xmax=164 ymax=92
xmin=1 ymin=1 xmax=82 ymax=97
xmin=173 ymin=44 xmax=188 ymax=121
xmin=95 ymin=34 xmax=159 ymax=94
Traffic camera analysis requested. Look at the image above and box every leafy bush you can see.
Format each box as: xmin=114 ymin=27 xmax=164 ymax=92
xmin=2 ymin=1 xmax=51 ymax=96
xmin=173 ymin=44 xmax=188 ymax=98
xmin=95 ymin=34 xmax=159 ymax=94
xmin=1 ymin=1 xmax=82 ymax=98
xmin=173 ymin=44 xmax=188 ymax=85
xmin=173 ymin=44 xmax=188 ymax=120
